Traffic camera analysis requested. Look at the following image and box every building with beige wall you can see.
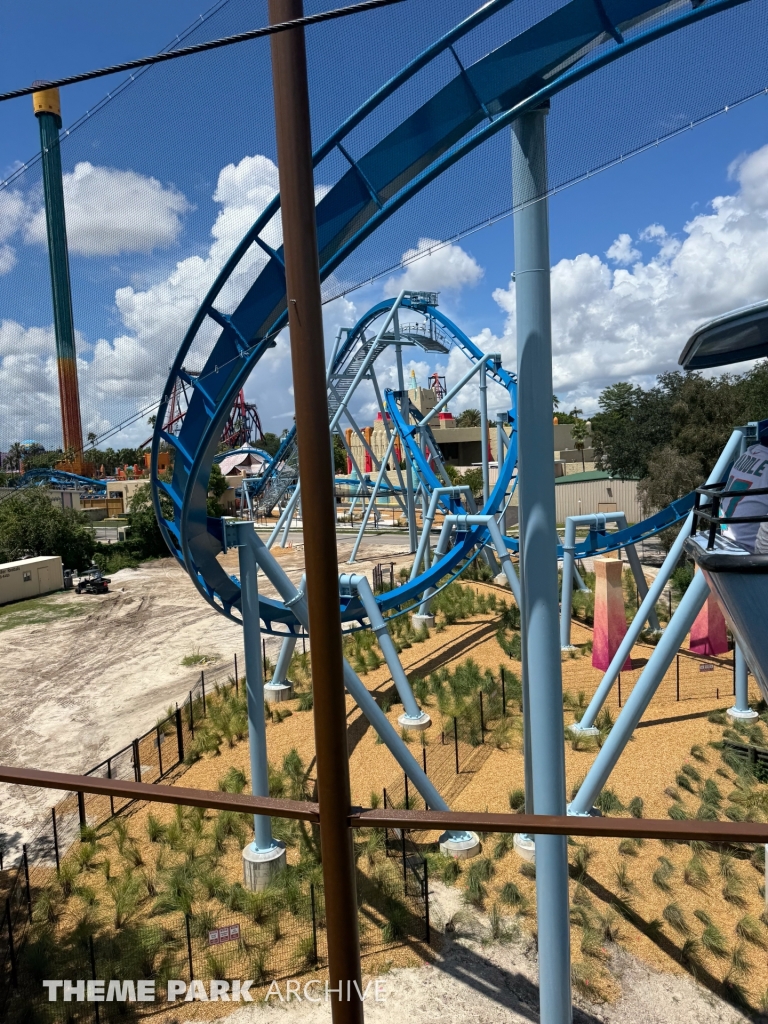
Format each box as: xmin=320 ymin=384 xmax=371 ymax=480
xmin=344 ymin=384 xmax=598 ymax=478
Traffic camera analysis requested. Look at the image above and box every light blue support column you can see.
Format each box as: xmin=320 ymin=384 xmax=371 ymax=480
xmin=572 ymin=427 xmax=744 ymax=732
xmin=619 ymin=515 xmax=660 ymax=633
xmin=233 ymin=521 xmax=286 ymax=887
xmin=559 ymin=518 xmax=578 ymax=651
xmin=512 ymin=107 xmax=572 ymax=1024
xmin=394 ymin=316 xmax=417 ymax=553
xmin=343 ymin=574 xmax=430 ymax=729
xmin=480 ymin=361 xmax=490 ymax=506
xmin=246 ymin=533 xmax=478 ymax=856
xmin=729 ymin=645 xmax=758 ymax=720
xmin=265 ymin=634 xmax=297 ymax=703
xmin=569 ymin=571 xmax=710 ymax=815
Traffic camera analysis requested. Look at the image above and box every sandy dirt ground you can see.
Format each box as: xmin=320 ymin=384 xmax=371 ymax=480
xmin=146 ymin=883 xmax=755 ymax=1024
xmin=0 ymin=533 xmax=415 ymax=852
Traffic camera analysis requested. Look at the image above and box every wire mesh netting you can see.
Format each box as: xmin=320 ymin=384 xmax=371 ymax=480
xmin=2 ymin=0 xmax=768 ymax=453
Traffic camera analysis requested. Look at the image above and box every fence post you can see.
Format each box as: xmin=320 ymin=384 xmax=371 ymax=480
xmin=423 ymin=858 xmax=430 ymax=945
xmin=403 ymin=772 xmax=409 ymax=810
xmin=188 ymin=691 xmax=194 ymax=737
xmin=501 ymin=667 xmax=506 ymax=716
xmin=401 ymin=828 xmax=407 ymax=884
xmin=234 ymin=653 xmax=238 ymax=694
xmin=175 ymin=707 xmax=184 ymax=765
xmin=201 ymin=671 xmax=206 ymax=715
xmin=185 ymin=914 xmax=194 ymax=980
xmin=310 ymin=883 xmax=318 ymax=963
xmin=22 ymin=844 xmax=32 ymax=922
xmin=6 ymin=898 xmax=17 ymax=988
xmin=453 ymin=717 xmax=459 ymax=774
xmin=617 ymin=672 xmax=622 ymax=708
xmin=156 ymin=725 xmax=164 ymax=778
xmin=383 ymin=788 xmax=388 ymax=854
xmin=262 ymin=638 xmax=267 ymax=678
xmin=77 ymin=791 xmax=87 ymax=834
xmin=733 ymin=651 xmax=737 ymax=696
xmin=422 ymin=745 xmax=427 ymax=777
xmin=107 ymin=759 xmax=114 ymax=817
xmin=676 ymin=655 xmax=680 ymax=701
xmin=51 ymin=807 xmax=60 ymax=873
xmin=479 ymin=690 xmax=485 ymax=741
xmin=89 ymin=934 xmax=100 ymax=1024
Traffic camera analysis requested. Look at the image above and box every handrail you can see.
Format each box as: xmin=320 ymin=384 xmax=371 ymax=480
xmin=3 ymin=764 xmax=768 ymax=844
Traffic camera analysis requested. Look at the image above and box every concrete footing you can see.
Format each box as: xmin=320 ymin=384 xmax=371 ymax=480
xmin=568 ymin=721 xmax=600 ymax=738
xmin=264 ymin=682 xmax=293 ymax=704
xmin=513 ymin=834 xmax=536 ymax=862
xmin=493 ymin=572 xmax=509 ymax=588
xmin=398 ymin=711 xmax=431 ymax=731
xmin=727 ymin=706 xmax=759 ymax=721
xmin=411 ymin=614 xmax=435 ymax=630
xmin=242 ymin=841 xmax=286 ymax=891
xmin=439 ymin=831 xmax=481 ymax=860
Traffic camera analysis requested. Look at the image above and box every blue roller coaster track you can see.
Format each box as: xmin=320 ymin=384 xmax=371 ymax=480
xmin=151 ymin=0 xmax=743 ymax=635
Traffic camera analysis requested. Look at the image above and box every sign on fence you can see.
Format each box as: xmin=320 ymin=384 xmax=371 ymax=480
xmin=699 ymin=663 xmax=715 ymax=672
xmin=208 ymin=923 xmax=240 ymax=946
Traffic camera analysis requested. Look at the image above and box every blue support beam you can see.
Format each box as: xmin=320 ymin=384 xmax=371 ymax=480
xmin=512 ymin=107 xmax=572 ymax=1024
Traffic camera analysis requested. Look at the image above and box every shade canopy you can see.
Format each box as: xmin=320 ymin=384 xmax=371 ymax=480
xmin=679 ymin=301 xmax=768 ymax=370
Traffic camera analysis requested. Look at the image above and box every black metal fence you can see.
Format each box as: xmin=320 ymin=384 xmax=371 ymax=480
xmin=0 ymin=659 xmax=244 ymax=1007
xmin=0 ymin=865 xmax=428 ymax=1022
xmin=0 ymin=653 xmax=431 ymax=1019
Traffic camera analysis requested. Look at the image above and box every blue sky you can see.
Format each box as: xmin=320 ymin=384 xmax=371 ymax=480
xmin=2 ymin=1 xmax=768 ymax=447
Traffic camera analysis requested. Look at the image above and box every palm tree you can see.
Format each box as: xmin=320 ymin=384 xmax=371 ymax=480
xmin=3 ymin=442 xmax=24 ymax=472
xmin=571 ymin=419 xmax=590 ymax=472
xmin=456 ymin=408 xmax=481 ymax=427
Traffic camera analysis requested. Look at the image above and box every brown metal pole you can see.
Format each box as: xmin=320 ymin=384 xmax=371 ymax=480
xmin=268 ymin=3 xmax=363 ymax=1020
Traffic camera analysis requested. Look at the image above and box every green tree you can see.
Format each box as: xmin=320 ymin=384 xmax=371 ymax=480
xmin=458 ymin=467 xmax=484 ymax=500
xmin=456 ymin=408 xmax=481 ymax=428
xmin=570 ymin=419 xmax=590 ymax=472
xmin=3 ymin=443 xmax=25 ymax=472
xmin=127 ymin=484 xmax=173 ymax=558
xmin=260 ymin=432 xmax=282 ymax=457
xmin=207 ymin=463 xmax=229 ymax=517
xmin=333 ymin=435 xmax=348 ymax=474
xmin=638 ymin=446 xmax=704 ymax=519
xmin=0 ymin=489 xmax=96 ymax=569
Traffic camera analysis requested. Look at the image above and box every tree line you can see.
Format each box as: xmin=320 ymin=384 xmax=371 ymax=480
xmin=591 ymin=364 xmax=768 ymax=515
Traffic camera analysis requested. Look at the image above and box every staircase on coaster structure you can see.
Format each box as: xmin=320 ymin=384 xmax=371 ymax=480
xmin=250 ymin=310 xmax=453 ymax=520
xmin=251 ymin=437 xmax=300 ymax=518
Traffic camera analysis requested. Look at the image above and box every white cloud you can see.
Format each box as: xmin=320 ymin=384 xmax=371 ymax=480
xmin=0 ymin=189 xmax=26 ymax=243
xmin=605 ymin=232 xmax=640 ymax=265
xmin=489 ymin=142 xmax=768 ymax=415
xmin=0 ymin=245 xmax=16 ymax=276
xmin=23 ymin=162 xmax=190 ymax=256
xmin=387 ymin=237 xmax=483 ymax=293
xmin=0 ymin=321 xmax=61 ymax=447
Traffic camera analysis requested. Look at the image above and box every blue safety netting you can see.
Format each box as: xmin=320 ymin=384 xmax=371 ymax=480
xmin=0 ymin=0 xmax=767 ymax=452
